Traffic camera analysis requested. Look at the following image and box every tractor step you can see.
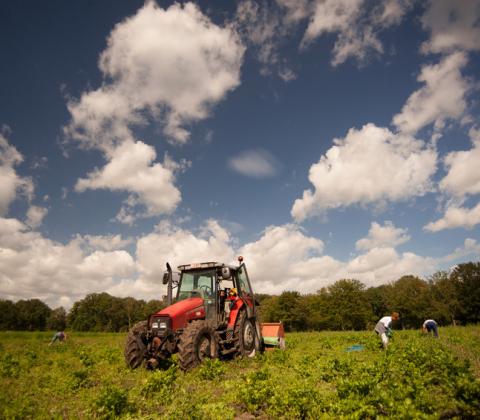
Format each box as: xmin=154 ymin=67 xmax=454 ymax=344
xmin=220 ymin=347 xmax=238 ymax=356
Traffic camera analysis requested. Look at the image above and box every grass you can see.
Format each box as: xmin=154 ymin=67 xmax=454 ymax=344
xmin=1 ymin=326 xmax=479 ymax=418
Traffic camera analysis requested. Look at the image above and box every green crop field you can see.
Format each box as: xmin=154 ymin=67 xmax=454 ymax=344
xmin=1 ymin=326 xmax=480 ymax=419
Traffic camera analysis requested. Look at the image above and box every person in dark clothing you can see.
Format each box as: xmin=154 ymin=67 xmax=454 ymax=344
xmin=422 ymin=319 xmax=439 ymax=338
xmin=49 ymin=331 xmax=67 ymax=345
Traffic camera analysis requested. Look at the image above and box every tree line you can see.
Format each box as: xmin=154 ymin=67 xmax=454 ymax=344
xmin=0 ymin=262 xmax=478 ymax=332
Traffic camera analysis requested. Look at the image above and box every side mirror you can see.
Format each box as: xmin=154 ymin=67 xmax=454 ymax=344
xmin=221 ymin=267 xmax=231 ymax=279
xmin=162 ymin=272 xmax=169 ymax=285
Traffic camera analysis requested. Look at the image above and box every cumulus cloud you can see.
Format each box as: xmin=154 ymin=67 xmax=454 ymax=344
xmin=78 ymin=234 xmax=133 ymax=252
xmin=0 ymin=217 xmax=135 ymax=308
xmin=355 ymin=221 xmax=410 ymax=251
xmin=106 ymin=219 xmax=237 ymax=299
xmin=291 ymin=123 xmax=437 ymax=221
xmin=65 ymin=1 xmax=244 ymax=147
xmin=439 ymin=127 xmax=480 ymax=198
xmin=300 ymin=0 xmax=412 ymax=66
xmin=228 ymin=149 xmax=279 ymax=177
xmin=0 ymin=130 xmax=33 ymax=216
xmin=75 ymin=140 xmax=181 ymax=223
xmin=392 ymin=52 xmax=469 ymax=136
xmin=64 ymin=2 xmax=245 ymax=222
xmin=425 ymin=128 xmax=480 ymax=232
xmin=25 ymin=205 xmax=48 ymax=229
xmin=421 ymin=0 xmax=480 ymax=54
xmin=424 ymin=203 xmax=480 ymax=232
xmin=235 ymin=0 xmax=292 ymax=78
xmin=238 ymin=223 xmax=446 ymax=293
xmin=2 ymin=216 xmax=478 ymax=305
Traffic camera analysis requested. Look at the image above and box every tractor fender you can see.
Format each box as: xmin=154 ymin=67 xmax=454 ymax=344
xmin=242 ymin=296 xmax=255 ymax=319
xmin=227 ymin=298 xmax=245 ymax=329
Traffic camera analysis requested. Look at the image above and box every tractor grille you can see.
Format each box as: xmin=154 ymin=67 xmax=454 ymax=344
xmin=226 ymin=330 xmax=233 ymax=340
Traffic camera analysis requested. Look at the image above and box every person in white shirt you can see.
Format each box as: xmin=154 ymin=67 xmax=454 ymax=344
xmin=422 ymin=319 xmax=439 ymax=338
xmin=374 ymin=312 xmax=400 ymax=348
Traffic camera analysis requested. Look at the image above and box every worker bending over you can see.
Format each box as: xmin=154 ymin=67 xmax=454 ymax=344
xmin=374 ymin=312 xmax=400 ymax=348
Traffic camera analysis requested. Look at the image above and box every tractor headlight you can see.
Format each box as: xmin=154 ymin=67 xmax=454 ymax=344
xmin=150 ymin=317 xmax=170 ymax=335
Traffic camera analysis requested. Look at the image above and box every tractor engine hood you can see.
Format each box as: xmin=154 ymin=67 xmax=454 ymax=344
xmin=155 ymin=297 xmax=205 ymax=331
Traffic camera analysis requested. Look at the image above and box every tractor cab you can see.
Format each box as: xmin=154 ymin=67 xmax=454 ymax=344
xmin=172 ymin=260 xmax=255 ymax=325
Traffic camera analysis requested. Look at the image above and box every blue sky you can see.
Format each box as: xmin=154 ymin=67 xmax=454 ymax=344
xmin=1 ymin=0 xmax=479 ymax=308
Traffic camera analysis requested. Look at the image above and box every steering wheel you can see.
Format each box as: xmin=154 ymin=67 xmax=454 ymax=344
xmin=199 ymin=285 xmax=212 ymax=296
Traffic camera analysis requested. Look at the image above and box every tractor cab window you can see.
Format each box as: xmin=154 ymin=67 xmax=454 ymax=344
xmin=177 ymin=270 xmax=215 ymax=301
xmin=237 ymin=265 xmax=253 ymax=296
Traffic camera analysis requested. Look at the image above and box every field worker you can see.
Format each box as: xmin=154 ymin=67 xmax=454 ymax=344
xmin=49 ymin=331 xmax=67 ymax=345
xmin=422 ymin=319 xmax=439 ymax=338
xmin=374 ymin=312 xmax=400 ymax=348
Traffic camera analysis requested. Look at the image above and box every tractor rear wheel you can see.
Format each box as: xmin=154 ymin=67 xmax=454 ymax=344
xmin=124 ymin=320 xmax=147 ymax=369
xmin=178 ymin=320 xmax=218 ymax=371
xmin=234 ymin=310 xmax=260 ymax=358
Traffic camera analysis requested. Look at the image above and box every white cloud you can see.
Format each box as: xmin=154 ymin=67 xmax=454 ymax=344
xmin=291 ymin=123 xmax=437 ymax=221
xmin=300 ymin=0 xmax=412 ymax=66
xmin=239 ymin=223 xmax=438 ymax=293
xmin=75 ymin=140 xmax=181 ymax=222
xmin=421 ymin=0 xmax=480 ymax=54
xmin=439 ymin=127 xmax=480 ymax=198
xmin=0 ymin=217 xmax=135 ymax=308
xmin=424 ymin=202 xmax=480 ymax=232
xmin=392 ymin=52 xmax=469 ymax=135
xmin=65 ymin=1 xmax=244 ymax=147
xmin=276 ymin=0 xmax=310 ymax=24
xmin=228 ymin=149 xmax=279 ymax=177
xmin=25 ymin=205 xmax=48 ymax=229
xmin=78 ymin=234 xmax=133 ymax=252
xmin=234 ymin=0 xmax=296 ymax=79
xmin=114 ymin=219 xmax=237 ymax=299
xmin=440 ymin=238 xmax=480 ymax=263
xmin=2 ymin=216 xmax=479 ymax=306
xmin=345 ymin=247 xmax=437 ymax=287
xmin=0 ymin=130 xmax=33 ymax=216
xmin=425 ymin=128 xmax=480 ymax=232
xmin=355 ymin=221 xmax=410 ymax=251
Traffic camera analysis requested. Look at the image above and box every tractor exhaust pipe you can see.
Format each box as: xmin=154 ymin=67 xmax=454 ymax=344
xmin=163 ymin=262 xmax=173 ymax=306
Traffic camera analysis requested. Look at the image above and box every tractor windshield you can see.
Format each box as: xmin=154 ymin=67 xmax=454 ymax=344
xmin=177 ymin=270 xmax=215 ymax=301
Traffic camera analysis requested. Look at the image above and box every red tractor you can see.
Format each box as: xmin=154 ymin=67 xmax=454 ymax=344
xmin=124 ymin=257 xmax=284 ymax=371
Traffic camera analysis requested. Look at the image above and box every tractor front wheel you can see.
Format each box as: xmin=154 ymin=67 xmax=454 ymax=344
xmin=124 ymin=320 xmax=147 ymax=369
xmin=178 ymin=320 xmax=218 ymax=371
xmin=235 ymin=310 xmax=260 ymax=358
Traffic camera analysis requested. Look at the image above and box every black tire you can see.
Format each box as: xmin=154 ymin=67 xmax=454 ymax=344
xmin=234 ymin=310 xmax=260 ymax=358
xmin=124 ymin=320 xmax=147 ymax=369
xmin=178 ymin=320 xmax=218 ymax=371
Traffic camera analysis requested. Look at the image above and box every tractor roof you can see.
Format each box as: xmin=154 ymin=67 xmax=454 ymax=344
xmin=177 ymin=262 xmax=238 ymax=272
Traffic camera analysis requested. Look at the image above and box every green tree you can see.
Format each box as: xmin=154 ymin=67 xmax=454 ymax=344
xmin=387 ymin=276 xmax=433 ymax=329
xmin=263 ymin=291 xmax=307 ymax=331
xmin=450 ymin=262 xmax=480 ymax=324
xmin=0 ymin=299 xmax=18 ymax=330
xmin=303 ymin=291 xmax=330 ymax=330
xmin=47 ymin=307 xmax=67 ymax=331
xmin=68 ymin=293 xmax=125 ymax=331
xmin=142 ymin=299 xmax=165 ymax=319
xmin=428 ymin=270 xmax=459 ymax=325
xmin=323 ymin=279 xmax=371 ymax=330
xmin=14 ymin=299 xmax=51 ymax=330
xmin=365 ymin=284 xmax=392 ymax=325
xmin=123 ymin=297 xmax=146 ymax=329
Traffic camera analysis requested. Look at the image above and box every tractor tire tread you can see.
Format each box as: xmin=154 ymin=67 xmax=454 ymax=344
xmin=178 ymin=320 xmax=217 ymax=371
xmin=124 ymin=320 xmax=147 ymax=369
xmin=233 ymin=309 xmax=259 ymax=358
